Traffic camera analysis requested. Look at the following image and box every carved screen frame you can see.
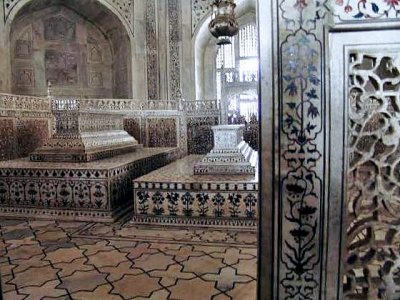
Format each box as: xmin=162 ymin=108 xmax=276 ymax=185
xmin=328 ymin=29 xmax=400 ymax=299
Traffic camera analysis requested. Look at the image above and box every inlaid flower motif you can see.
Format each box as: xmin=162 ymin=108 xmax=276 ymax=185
xmin=384 ymin=0 xmax=399 ymax=6
xmin=294 ymin=0 xmax=307 ymax=10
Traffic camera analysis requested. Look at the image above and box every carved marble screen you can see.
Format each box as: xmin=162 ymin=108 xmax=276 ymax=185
xmin=329 ymin=30 xmax=400 ymax=299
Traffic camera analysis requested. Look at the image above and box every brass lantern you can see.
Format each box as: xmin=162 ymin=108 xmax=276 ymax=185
xmin=208 ymin=0 xmax=239 ymax=45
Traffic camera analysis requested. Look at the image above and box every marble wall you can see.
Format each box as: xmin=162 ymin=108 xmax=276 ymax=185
xmin=258 ymin=0 xmax=400 ymax=299
xmin=10 ymin=6 xmax=116 ymax=98
xmin=0 ymin=117 xmax=50 ymax=161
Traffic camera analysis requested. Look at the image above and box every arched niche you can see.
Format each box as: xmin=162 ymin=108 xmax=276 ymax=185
xmin=193 ymin=0 xmax=257 ymax=100
xmin=9 ymin=0 xmax=133 ymax=98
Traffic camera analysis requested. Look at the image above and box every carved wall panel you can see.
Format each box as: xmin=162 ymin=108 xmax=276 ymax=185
xmin=0 ymin=119 xmax=15 ymax=161
xmin=124 ymin=117 xmax=141 ymax=144
xmin=15 ymin=40 xmax=32 ymax=59
xmin=343 ymin=51 xmax=400 ymax=299
xmin=89 ymin=71 xmax=104 ymax=88
xmin=4 ymin=0 xmax=134 ymax=37
xmin=11 ymin=6 xmax=114 ymax=98
xmin=104 ymin=0 xmax=134 ymax=35
xmin=14 ymin=26 xmax=33 ymax=59
xmin=16 ymin=119 xmax=50 ymax=158
xmin=168 ymin=0 xmax=182 ymax=100
xmin=187 ymin=116 xmax=218 ymax=154
xmin=14 ymin=68 xmax=34 ymax=87
xmin=191 ymin=0 xmax=211 ymax=34
xmin=87 ymin=38 xmax=103 ymax=63
xmin=43 ymin=16 xmax=76 ymax=41
xmin=45 ymin=50 xmax=78 ymax=86
xmin=146 ymin=0 xmax=159 ymax=100
xmin=147 ymin=118 xmax=178 ymax=147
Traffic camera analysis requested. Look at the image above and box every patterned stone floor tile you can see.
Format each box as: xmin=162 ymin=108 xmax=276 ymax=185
xmin=0 ymin=220 xmax=28 ymax=232
xmin=2 ymin=228 xmax=34 ymax=241
xmin=57 ymin=270 xmax=108 ymax=293
xmin=18 ymin=279 xmax=67 ymax=300
xmin=81 ymin=223 xmax=114 ymax=236
xmin=79 ymin=240 xmax=115 ymax=256
xmin=87 ymin=249 xmax=128 ymax=268
xmin=5 ymin=236 xmax=37 ymax=250
xmin=202 ymin=266 xmax=252 ymax=292
xmin=234 ymin=232 xmax=257 ymax=245
xmin=193 ymin=245 xmax=228 ymax=254
xmin=107 ymin=239 xmax=138 ymax=249
xmin=55 ymin=257 xmax=94 ymax=278
xmin=9 ymin=265 xmax=60 ymax=288
xmin=99 ymin=260 xmax=143 ymax=282
xmin=0 ymin=219 xmax=258 ymax=299
xmin=28 ymin=220 xmax=58 ymax=229
xmin=168 ymin=277 xmax=220 ymax=300
xmin=149 ymin=263 xmax=196 ymax=287
xmin=35 ymin=229 xmax=68 ymax=241
xmin=12 ymin=254 xmax=50 ymax=273
xmin=132 ymin=252 xmax=175 ymax=271
xmin=226 ymin=280 xmax=257 ymax=299
xmin=149 ymin=243 xmax=181 ymax=252
xmin=232 ymin=258 xmax=257 ymax=279
xmin=239 ymin=247 xmax=257 ymax=256
xmin=111 ymin=273 xmax=163 ymax=299
xmin=71 ymin=237 xmax=100 ymax=246
xmin=2 ymin=290 xmax=27 ymax=300
xmin=0 ymin=261 xmax=16 ymax=276
xmin=210 ymin=248 xmax=254 ymax=266
xmin=126 ymin=242 xmax=158 ymax=260
xmin=133 ymin=288 xmax=171 ymax=300
xmin=165 ymin=245 xmax=205 ymax=263
xmin=43 ymin=239 xmax=77 ymax=252
xmin=212 ymin=293 xmax=232 ymax=300
xmin=72 ymin=284 xmax=123 ymax=300
xmin=1 ymin=274 xmax=16 ymax=293
xmin=46 ymin=247 xmax=84 ymax=264
xmin=182 ymin=255 xmax=225 ymax=276
xmin=56 ymin=221 xmax=86 ymax=232
xmin=197 ymin=230 xmax=234 ymax=243
xmin=7 ymin=244 xmax=43 ymax=260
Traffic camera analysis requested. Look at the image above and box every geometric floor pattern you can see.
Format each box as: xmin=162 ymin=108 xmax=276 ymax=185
xmin=0 ymin=219 xmax=257 ymax=299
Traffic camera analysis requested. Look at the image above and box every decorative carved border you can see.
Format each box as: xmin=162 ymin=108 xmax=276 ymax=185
xmin=191 ymin=0 xmax=211 ymax=34
xmin=146 ymin=0 xmax=159 ymax=100
xmin=3 ymin=0 xmax=134 ymax=36
xmin=167 ymin=0 xmax=182 ymax=100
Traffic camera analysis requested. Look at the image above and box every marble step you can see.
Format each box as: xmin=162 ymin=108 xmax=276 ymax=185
xmin=249 ymin=151 xmax=258 ymax=167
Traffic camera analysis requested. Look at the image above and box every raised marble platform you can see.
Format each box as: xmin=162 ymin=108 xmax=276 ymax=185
xmin=0 ymin=148 xmax=179 ymax=222
xmin=194 ymin=124 xmax=257 ymax=175
xmin=132 ymin=155 xmax=258 ymax=228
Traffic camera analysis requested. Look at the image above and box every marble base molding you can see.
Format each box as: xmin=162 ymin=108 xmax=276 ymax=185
xmin=0 ymin=148 xmax=179 ymax=222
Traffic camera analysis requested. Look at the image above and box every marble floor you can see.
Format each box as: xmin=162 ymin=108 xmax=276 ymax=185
xmin=0 ymin=218 xmax=257 ymax=299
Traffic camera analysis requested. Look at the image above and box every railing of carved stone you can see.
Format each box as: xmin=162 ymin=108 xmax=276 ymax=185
xmin=0 ymin=94 xmax=225 ymax=154
xmin=0 ymin=94 xmax=222 ymax=115
xmin=50 ymin=98 xmax=179 ymax=112
xmin=181 ymin=99 xmax=220 ymax=117
xmin=78 ymin=98 xmax=179 ymax=112
xmin=0 ymin=93 xmax=51 ymax=116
